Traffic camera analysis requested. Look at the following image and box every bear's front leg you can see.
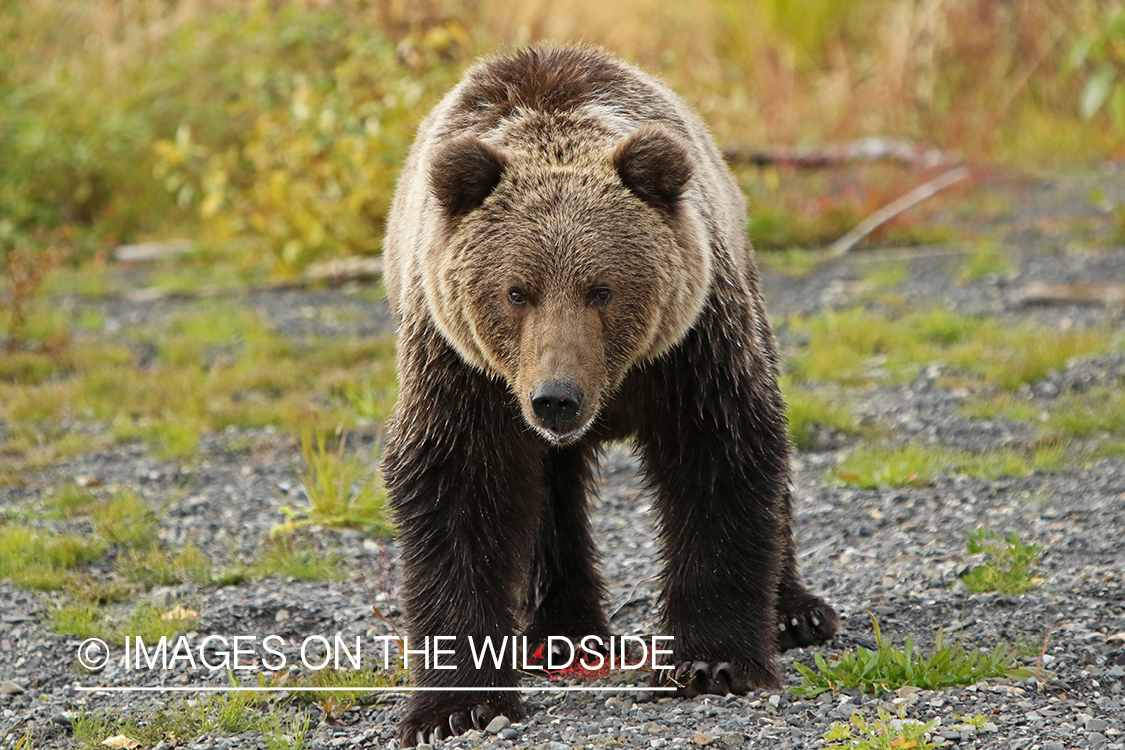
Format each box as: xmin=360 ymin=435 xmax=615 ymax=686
xmin=631 ymin=303 xmax=791 ymax=696
xmin=382 ymin=324 xmax=545 ymax=747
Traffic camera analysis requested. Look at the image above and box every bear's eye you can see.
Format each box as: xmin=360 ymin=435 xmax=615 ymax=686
xmin=589 ymin=286 xmax=614 ymax=307
xmin=507 ymin=288 xmax=529 ymax=306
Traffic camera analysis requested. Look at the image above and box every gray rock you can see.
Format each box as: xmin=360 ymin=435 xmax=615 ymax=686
xmin=0 ymin=680 xmax=26 ymax=695
xmin=498 ymin=727 xmax=518 ymax=740
xmin=484 ymin=715 xmax=511 ymax=734
xmin=1086 ymin=718 xmax=1109 ymax=732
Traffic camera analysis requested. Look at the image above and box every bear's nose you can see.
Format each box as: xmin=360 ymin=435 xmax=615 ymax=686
xmin=530 ymin=379 xmax=584 ymax=430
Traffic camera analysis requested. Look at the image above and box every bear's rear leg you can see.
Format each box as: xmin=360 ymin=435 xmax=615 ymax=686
xmin=776 ymin=488 xmax=838 ymax=651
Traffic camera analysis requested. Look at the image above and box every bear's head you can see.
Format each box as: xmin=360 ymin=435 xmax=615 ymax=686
xmin=421 ymin=123 xmax=712 ymax=443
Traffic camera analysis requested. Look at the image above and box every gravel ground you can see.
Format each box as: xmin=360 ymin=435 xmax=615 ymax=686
xmin=2 ymin=167 xmax=1125 ymax=749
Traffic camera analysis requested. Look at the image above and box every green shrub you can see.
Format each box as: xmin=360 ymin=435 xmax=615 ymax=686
xmin=960 ymin=528 xmax=1043 ymax=595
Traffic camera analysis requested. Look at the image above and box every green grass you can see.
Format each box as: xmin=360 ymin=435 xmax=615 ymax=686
xmin=792 ymin=618 xmax=1034 ymax=697
xmin=90 ymin=491 xmax=159 ymax=549
xmin=959 ymin=243 xmax=1013 ymax=282
xmin=958 ymin=392 xmax=1043 ymax=423
xmin=46 ymin=600 xmax=200 ymax=645
xmin=782 ymin=379 xmax=861 ymax=450
xmin=787 ymin=306 xmax=1114 ymax=389
xmin=757 ymin=247 xmax=827 ymax=278
xmin=960 ymin=528 xmax=1044 ymax=596
xmin=70 ymin=686 xmax=303 ymax=750
xmin=1044 ymin=386 xmax=1125 ymax=438
xmin=275 ymin=431 xmax=393 ymax=535
xmin=832 ymin=442 xmax=1065 ymax=488
xmin=117 ymin=544 xmax=216 ymax=588
xmin=45 ymin=486 xmax=100 ymax=518
xmin=287 ymin=666 xmax=403 ymax=706
xmin=859 ymin=261 xmax=909 ymax=290
xmin=250 ymin=538 xmax=344 ymax=582
xmin=0 ymin=523 xmax=105 ymax=590
xmin=822 ymin=708 xmax=945 ymax=750
xmin=0 ymin=304 xmax=399 ymax=468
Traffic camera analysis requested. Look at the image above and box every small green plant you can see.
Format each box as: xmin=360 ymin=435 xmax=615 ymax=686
xmin=277 ymin=431 xmax=392 ymax=534
xmin=960 ymin=528 xmax=1043 ymax=595
xmin=822 ymin=707 xmax=945 ymax=750
xmin=90 ymin=490 xmax=159 ymax=549
xmin=951 ymin=713 xmax=989 ymax=729
xmin=792 ymin=617 xmax=1034 ymax=697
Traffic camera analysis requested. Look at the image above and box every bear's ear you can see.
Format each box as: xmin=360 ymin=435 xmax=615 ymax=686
xmin=612 ymin=124 xmax=692 ymax=212
xmin=429 ymin=136 xmax=507 ymax=218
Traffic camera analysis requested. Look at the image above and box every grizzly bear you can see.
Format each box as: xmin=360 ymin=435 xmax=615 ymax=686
xmin=381 ymin=45 xmax=837 ymax=746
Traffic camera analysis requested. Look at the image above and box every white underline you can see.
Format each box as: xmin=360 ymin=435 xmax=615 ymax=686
xmin=75 ymin=686 xmax=678 ymax=693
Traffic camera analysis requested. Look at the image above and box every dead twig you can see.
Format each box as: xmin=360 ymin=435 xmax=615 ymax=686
xmin=829 ymin=166 xmax=971 ymax=257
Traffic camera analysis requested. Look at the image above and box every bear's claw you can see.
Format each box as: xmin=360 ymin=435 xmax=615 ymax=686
xmin=402 ymin=703 xmax=500 ymax=747
xmin=776 ymin=594 xmax=839 ymax=652
xmin=653 ymin=659 xmax=777 ymax=697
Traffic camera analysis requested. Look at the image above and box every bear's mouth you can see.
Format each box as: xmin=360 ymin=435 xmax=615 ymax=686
xmin=530 ymin=419 xmax=594 ymax=445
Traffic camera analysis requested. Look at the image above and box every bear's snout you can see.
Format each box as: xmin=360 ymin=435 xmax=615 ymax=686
xmin=530 ymin=379 xmax=585 ymax=436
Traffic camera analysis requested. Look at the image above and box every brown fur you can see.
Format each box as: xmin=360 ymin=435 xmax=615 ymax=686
xmin=381 ymin=45 xmax=837 ymax=747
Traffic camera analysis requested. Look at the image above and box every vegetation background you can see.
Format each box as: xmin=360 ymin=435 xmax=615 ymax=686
xmin=1 ymin=0 xmax=1122 ymax=283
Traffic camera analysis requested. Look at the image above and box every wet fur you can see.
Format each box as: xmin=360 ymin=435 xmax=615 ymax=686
xmin=381 ymin=45 xmax=837 ymax=746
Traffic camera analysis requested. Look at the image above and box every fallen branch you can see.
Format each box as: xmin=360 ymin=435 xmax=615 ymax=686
xmin=724 ymin=137 xmax=954 ymax=170
xmin=1017 ymin=282 xmax=1125 ymax=307
xmin=829 ymin=166 xmax=971 ymax=257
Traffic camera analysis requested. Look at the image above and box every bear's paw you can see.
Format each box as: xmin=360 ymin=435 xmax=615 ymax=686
xmin=651 ymin=658 xmax=781 ymax=697
xmin=400 ymin=701 xmax=522 ymax=747
xmin=776 ymin=593 xmax=839 ymax=652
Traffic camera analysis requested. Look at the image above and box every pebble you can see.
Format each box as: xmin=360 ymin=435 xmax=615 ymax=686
xmin=485 ymin=715 xmax=511 ymax=734
xmin=0 ymin=680 xmax=26 ymax=695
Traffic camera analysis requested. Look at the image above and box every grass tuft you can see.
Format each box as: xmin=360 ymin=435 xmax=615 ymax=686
xmin=90 ymin=491 xmax=160 ymax=549
xmin=791 ymin=617 xmax=1034 ymax=697
xmin=0 ymin=523 xmax=105 ymax=590
xmin=251 ymin=537 xmax=343 ymax=582
xmin=275 ymin=431 xmax=393 ymax=535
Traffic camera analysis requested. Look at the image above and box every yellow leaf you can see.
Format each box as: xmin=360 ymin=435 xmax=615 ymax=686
xmin=162 ymin=605 xmax=199 ymax=621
